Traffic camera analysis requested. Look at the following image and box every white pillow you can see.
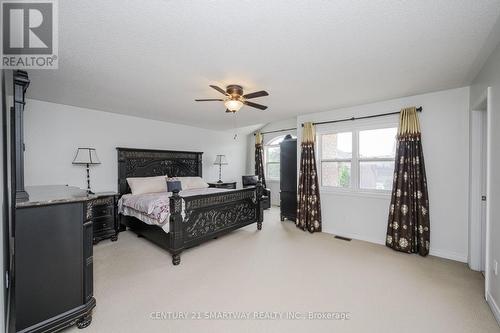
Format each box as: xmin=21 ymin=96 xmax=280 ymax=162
xmin=127 ymin=176 xmax=167 ymax=195
xmin=169 ymin=176 xmax=209 ymax=190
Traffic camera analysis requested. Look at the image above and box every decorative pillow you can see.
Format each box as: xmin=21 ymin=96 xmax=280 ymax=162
xmin=127 ymin=176 xmax=167 ymax=195
xmin=166 ymin=180 xmax=182 ymax=192
xmin=169 ymin=176 xmax=209 ymax=190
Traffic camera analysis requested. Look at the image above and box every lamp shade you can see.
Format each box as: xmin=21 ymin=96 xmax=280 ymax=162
xmin=73 ymin=148 xmax=101 ymax=165
xmin=224 ymin=99 xmax=243 ymax=112
xmin=213 ymin=155 xmax=228 ymax=166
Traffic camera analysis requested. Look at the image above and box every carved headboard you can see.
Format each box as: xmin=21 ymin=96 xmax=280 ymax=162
xmin=117 ymin=147 xmax=203 ymax=195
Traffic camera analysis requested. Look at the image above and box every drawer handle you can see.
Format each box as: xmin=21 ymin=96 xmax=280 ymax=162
xmin=94 ymin=209 xmax=111 ymax=217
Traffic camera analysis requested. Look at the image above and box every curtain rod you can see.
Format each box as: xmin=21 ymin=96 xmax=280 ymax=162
xmin=301 ymin=106 xmax=423 ymax=127
xmin=253 ymin=127 xmax=297 ymax=136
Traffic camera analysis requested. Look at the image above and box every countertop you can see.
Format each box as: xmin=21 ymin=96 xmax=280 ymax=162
xmin=16 ymin=185 xmax=102 ymax=208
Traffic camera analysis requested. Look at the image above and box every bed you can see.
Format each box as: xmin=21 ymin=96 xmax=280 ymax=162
xmin=116 ymin=147 xmax=264 ymax=265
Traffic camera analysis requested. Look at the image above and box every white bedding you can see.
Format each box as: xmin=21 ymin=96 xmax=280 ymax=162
xmin=118 ymin=188 xmax=233 ymax=233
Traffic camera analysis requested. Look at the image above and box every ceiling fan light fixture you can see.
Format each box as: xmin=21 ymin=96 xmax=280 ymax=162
xmin=224 ymin=99 xmax=243 ymax=112
xmin=196 ymin=85 xmax=268 ymax=112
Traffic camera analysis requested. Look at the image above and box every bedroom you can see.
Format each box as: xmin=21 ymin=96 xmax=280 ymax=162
xmin=1 ymin=1 xmax=500 ymax=332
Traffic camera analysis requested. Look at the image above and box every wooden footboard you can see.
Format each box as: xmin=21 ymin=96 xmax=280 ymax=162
xmin=169 ymin=182 xmax=264 ymax=265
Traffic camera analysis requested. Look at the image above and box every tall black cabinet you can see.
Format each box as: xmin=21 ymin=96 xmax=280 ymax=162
xmin=5 ymin=71 xmax=95 ymax=333
xmin=280 ymin=135 xmax=297 ymax=222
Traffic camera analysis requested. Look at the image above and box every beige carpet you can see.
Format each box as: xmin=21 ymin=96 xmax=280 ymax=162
xmin=67 ymin=208 xmax=499 ymax=333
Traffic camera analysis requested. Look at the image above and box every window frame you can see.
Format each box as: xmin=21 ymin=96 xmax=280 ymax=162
xmin=316 ymin=118 xmax=398 ymax=196
xmin=318 ymin=131 xmax=353 ymax=189
xmin=263 ymin=135 xmax=296 ymax=181
xmin=264 ymin=144 xmax=281 ymax=181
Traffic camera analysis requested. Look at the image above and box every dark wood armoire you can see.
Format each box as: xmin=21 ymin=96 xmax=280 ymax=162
xmin=280 ymin=135 xmax=297 ymax=221
xmin=5 ymin=71 xmax=95 ymax=333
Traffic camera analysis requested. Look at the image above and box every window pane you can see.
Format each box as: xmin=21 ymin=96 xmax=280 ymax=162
xmin=359 ymin=128 xmax=397 ymax=158
xmin=321 ymin=132 xmax=352 ymax=160
xmin=268 ymin=136 xmax=285 ymax=145
xmin=267 ymin=146 xmax=280 ymax=163
xmin=267 ymin=163 xmax=280 ymax=179
xmin=359 ymin=161 xmax=395 ymax=190
xmin=268 ymin=135 xmax=296 ymax=145
xmin=321 ymin=162 xmax=351 ymax=188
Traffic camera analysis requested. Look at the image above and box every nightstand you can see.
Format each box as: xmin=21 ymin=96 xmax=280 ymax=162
xmin=207 ymin=181 xmax=237 ymax=189
xmin=88 ymin=192 xmax=119 ymax=245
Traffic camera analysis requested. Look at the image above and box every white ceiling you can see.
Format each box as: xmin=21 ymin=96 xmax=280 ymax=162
xmin=26 ymin=0 xmax=500 ymax=130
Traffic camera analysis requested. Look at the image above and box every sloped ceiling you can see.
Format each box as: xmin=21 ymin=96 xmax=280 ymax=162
xmin=26 ymin=0 xmax=500 ymax=130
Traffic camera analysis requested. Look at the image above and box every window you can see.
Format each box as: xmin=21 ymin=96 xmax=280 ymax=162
xmin=320 ymin=132 xmax=352 ymax=187
xmin=358 ymin=128 xmax=397 ymax=190
xmin=265 ymin=145 xmax=280 ymax=180
xmin=264 ymin=135 xmax=295 ymax=180
xmin=318 ymin=124 xmax=397 ymax=193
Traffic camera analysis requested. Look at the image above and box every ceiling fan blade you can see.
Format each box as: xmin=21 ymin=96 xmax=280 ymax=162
xmin=195 ymin=99 xmax=224 ymax=101
xmin=209 ymin=85 xmax=229 ymax=96
xmin=244 ymin=101 xmax=268 ymax=110
xmin=243 ymin=90 xmax=269 ymax=99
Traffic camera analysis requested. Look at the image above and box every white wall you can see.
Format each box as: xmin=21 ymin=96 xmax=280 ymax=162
xmin=471 ymin=41 xmax=500 ymax=320
xmin=246 ymin=118 xmax=297 ymax=205
xmin=23 ymin=99 xmax=249 ymax=191
xmin=297 ymin=87 xmax=470 ymax=262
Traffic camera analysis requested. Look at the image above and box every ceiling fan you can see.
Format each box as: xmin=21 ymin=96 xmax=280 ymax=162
xmin=195 ymin=85 xmax=269 ymax=113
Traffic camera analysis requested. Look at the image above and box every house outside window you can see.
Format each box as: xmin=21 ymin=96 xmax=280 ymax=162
xmin=317 ymin=120 xmax=397 ymax=194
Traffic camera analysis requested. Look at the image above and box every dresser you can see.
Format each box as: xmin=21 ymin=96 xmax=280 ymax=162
xmin=8 ymin=72 xmax=96 ymax=332
xmin=207 ymin=181 xmax=237 ymax=189
xmin=90 ymin=192 xmax=119 ymax=245
xmin=15 ymin=186 xmax=97 ymax=332
xmin=280 ymin=135 xmax=297 ymax=221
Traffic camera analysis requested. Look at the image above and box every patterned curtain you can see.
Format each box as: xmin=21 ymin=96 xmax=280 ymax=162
xmin=296 ymin=122 xmax=322 ymax=233
xmin=255 ymin=131 xmax=266 ymax=187
xmin=386 ymin=107 xmax=430 ymax=256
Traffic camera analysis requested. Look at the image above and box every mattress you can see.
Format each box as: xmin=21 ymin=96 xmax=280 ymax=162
xmin=118 ymin=188 xmax=232 ymax=233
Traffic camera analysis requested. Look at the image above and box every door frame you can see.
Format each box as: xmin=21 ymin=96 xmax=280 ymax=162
xmin=469 ymin=108 xmax=487 ymax=271
xmin=484 ymin=87 xmax=492 ymax=300
xmin=469 ymin=88 xmax=492 ymax=299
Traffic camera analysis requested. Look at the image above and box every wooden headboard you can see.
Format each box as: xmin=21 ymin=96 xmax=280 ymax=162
xmin=116 ymin=147 xmax=203 ymax=195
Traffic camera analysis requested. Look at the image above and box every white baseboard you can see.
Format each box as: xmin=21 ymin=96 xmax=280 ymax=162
xmin=487 ymin=292 xmax=500 ymax=325
xmin=323 ymin=229 xmax=385 ymax=246
xmin=429 ymin=248 xmax=468 ymax=263
xmin=323 ymin=229 xmax=468 ymax=263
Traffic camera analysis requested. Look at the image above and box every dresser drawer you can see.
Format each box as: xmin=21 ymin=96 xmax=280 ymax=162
xmin=92 ymin=205 xmax=113 ymax=219
xmin=208 ymin=182 xmax=237 ymax=189
xmin=86 ymin=196 xmax=114 ymax=220
xmin=93 ymin=216 xmax=115 ymax=233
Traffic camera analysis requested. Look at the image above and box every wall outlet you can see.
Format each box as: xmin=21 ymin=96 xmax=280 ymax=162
xmin=494 ymin=260 xmax=498 ymax=276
